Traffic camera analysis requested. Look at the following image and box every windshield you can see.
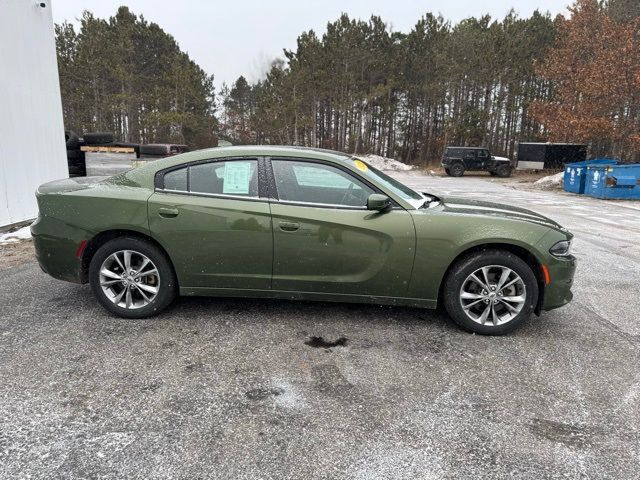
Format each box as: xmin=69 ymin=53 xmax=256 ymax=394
xmin=351 ymin=158 xmax=428 ymax=208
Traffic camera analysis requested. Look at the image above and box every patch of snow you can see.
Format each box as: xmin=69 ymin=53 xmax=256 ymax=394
xmin=358 ymin=154 xmax=414 ymax=171
xmin=0 ymin=225 xmax=32 ymax=244
xmin=532 ymin=172 xmax=564 ymax=190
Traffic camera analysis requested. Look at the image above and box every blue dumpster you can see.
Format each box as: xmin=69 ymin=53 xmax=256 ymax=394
xmin=585 ymin=164 xmax=640 ymax=200
xmin=564 ymin=158 xmax=617 ymax=194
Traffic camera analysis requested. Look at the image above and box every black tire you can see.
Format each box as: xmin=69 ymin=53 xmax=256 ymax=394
xmin=66 ymin=149 xmax=84 ymax=160
xmin=496 ymin=164 xmax=512 ymax=178
xmin=67 ymin=151 xmax=86 ymax=176
xmin=111 ymin=141 xmax=141 ymax=154
xmin=68 ymin=167 xmax=86 ymax=177
xmin=139 ymin=144 xmax=171 ymax=156
xmin=83 ymin=132 xmax=114 ymax=145
xmin=449 ymin=163 xmax=465 ymax=177
xmin=442 ymin=250 xmax=538 ymax=335
xmin=68 ymin=162 xmax=86 ymax=176
xmin=65 ymin=130 xmax=80 ymax=150
xmin=89 ymin=237 xmax=177 ymax=319
xmin=444 ymin=168 xmax=452 ymax=176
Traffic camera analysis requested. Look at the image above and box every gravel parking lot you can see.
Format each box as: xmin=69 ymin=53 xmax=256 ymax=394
xmin=1 ymin=167 xmax=639 ymax=479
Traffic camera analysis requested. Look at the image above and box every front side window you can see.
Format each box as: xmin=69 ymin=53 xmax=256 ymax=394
xmin=162 ymin=159 xmax=258 ymax=197
xmin=272 ymin=160 xmax=374 ymax=207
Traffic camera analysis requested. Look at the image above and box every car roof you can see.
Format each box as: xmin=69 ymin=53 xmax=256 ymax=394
xmin=147 ymin=145 xmax=351 ymax=170
xmin=125 ymin=145 xmax=355 ymax=187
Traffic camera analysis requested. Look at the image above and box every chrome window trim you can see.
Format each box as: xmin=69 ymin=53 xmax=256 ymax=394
xmin=154 ymin=188 xmax=393 ymax=211
xmin=270 ymin=198 xmax=369 ymax=210
xmin=155 ymin=188 xmax=265 ymax=203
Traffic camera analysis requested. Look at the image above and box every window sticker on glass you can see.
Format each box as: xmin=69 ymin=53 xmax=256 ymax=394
xmin=223 ymin=162 xmax=252 ymax=194
xmin=292 ymin=165 xmax=351 ymax=189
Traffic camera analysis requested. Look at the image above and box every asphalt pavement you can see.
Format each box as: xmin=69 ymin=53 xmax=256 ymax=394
xmin=0 ymin=169 xmax=639 ymax=479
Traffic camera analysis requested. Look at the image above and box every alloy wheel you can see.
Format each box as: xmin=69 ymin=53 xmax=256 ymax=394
xmin=459 ymin=265 xmax=526 ymax=326
xmin=99 ymin=250 xmax=160 ymax=309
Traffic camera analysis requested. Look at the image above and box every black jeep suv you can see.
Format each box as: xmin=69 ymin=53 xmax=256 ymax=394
xmin=441 ymin=147 xmax=513 ymax=177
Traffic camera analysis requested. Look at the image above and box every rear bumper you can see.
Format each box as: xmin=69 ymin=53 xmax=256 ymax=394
xmin=541 ymin=255 xmax=576 ymax=311
xmin=31 ymin=215 xmax=86 ymax=284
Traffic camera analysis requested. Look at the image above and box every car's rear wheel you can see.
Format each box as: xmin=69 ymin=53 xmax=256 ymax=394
xmin=449 ymin=163 xmax=465 ymax=177
xmin=442 ymin=250 xmax=538 ymax=335
xmin=89 ymin=237 xmax=177 ymax=318
xmin=496 ymin=164 xmax=512 ymax=177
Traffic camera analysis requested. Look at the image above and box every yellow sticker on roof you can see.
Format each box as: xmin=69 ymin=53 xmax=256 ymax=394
xmin=354 ymin=159 xmax=368 ymax=172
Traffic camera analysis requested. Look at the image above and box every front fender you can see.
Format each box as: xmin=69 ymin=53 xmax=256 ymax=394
xmin=406 ymin=209 xmax=550 ymax=301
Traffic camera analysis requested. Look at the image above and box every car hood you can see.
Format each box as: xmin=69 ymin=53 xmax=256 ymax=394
xmin=438 ymin=195 xmax=566 ymax=232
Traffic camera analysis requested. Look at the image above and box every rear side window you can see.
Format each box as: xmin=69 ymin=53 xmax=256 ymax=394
xmin=164 ymin=168 xmax=188 ymax=191
xmin=162 ymin=159 xmax=258 ymax=197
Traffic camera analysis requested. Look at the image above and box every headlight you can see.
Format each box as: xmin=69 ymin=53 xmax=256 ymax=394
xmin=549 ymin=240 xmax=572 ymax=257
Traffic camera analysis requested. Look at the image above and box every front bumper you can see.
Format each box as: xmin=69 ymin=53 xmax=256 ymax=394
xmin=541 ymin=254 xmax=577 ymax=311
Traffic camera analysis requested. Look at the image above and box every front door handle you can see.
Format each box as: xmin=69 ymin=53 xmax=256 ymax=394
xmin=158 ymin=207 xmax=179 ymax=218
xmin=279 ymin=221 xmax=300 ymax=232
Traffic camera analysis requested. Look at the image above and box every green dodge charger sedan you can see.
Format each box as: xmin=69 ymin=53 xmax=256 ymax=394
xmin=32 ymin=146 xmax=576 ymax=335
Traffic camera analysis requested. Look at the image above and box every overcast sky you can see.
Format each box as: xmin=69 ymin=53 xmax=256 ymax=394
xmin=52 ymin=0 xmax=570 ymax=88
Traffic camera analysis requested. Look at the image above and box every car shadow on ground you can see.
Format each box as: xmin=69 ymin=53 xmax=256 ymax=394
xmin=170 ymin=294 xmax=455 ymax=328
xmin=43 ymin=281 xmax=562 ymax=340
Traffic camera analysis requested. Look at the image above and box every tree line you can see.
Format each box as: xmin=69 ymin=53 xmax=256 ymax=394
xmin=56 ymin=1 xmax=640 ymax=163
xmin=220 ymin=0 xmax=640 ymax=163
xmin=56 ymin=7 xmax=217 ymax=148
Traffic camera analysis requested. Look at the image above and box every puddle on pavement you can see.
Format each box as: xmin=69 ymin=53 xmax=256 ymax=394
xmin=305 ymin=336 xmax=348 ymax=349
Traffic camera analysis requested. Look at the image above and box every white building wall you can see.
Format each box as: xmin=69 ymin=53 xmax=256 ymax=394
xmin=0 ymin=0 xmax=68 ymax=228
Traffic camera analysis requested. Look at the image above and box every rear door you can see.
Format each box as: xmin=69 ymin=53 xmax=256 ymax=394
xmin=267 ymin=157 xmax=415 ymax=298
xmin=148 ymin=157 xmax=273 ymax=290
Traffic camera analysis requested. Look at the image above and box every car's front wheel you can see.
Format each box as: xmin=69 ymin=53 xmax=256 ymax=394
xmin=442 ymin=250 xmax=538 ymax=335
xmin=496 ymin=164 xmax=512 ymax=177
xmin=89 ymin=237 xmax=177 ymax=318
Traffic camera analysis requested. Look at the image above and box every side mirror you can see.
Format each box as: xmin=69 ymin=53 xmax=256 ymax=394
xmin=367 ymin=193 xmax=391 ymax=212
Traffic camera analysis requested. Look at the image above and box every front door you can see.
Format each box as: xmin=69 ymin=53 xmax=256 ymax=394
xmin=148 ymin=157 xmax=272 ymax=290
xmin=463 ymin=149 xmax=480 ymax=169
xmin=476 ymin=149 xmax=490 ymax=169
xmin=268 ymin=158 xmax=415 ymax=298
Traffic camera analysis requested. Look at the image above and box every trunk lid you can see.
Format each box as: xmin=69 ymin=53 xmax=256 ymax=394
xmin=36 ymin=176 xmax=109 ymax=195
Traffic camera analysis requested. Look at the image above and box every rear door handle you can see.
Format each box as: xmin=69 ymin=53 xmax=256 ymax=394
xmin=279 ymin=221 xmax=300 ymax=232
xmin=158 ymin=207 xmax=179 ymax=218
